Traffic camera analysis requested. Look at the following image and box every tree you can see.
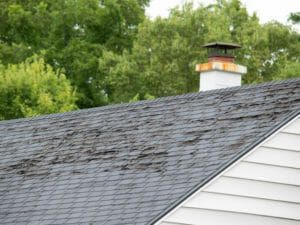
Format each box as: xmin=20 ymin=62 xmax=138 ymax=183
xmin=99 ymin=0 xmax=299 ymax=103
xmin=0 ymin=0 xmax=150 ymax=108
xmin=276 ymin=61 xmax=300 ymax=80
xmin=0 ymin=0 xmax=299 ymax=111
xmin=289 ymin=12 xmax=300 ymax=24
xmin=0 ymin=56 xmax=77 ymax=120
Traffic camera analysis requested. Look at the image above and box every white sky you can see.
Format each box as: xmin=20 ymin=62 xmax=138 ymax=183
xmin=146 ymin=0 xmax=300 ymax=25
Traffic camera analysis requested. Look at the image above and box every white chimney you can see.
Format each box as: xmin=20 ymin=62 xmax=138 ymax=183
xmin=195 ymin=42 xmax=247 ymax=91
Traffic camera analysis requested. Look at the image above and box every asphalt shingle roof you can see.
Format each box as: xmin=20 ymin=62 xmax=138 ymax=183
xmin=0 ymin=78 xmax=300 ymax=225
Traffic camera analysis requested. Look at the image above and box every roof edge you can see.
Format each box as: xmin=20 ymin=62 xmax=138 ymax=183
xmin=148 ymin=109 xmax=300 ymax=225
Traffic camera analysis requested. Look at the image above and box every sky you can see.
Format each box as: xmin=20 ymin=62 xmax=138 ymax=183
xmin=146 ymin=0 xmax=300 ymax=25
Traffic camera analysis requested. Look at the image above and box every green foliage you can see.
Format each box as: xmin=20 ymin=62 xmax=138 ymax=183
xmin=289 ymin=12 xmax=300 ymax=24
xmin=99 ymin=50 xmax=140 ymax=103
xmin=0 ymin=0 xmax=299 ymax=118
xmin=0 ymin=0 xmax=150 ymax=108
xmin=100 ymin=0 xmax=299 ymax=102
xmin=0 ymin=57 xmax=77 ymax=120
xmin=129 ymin=93 xmax=155 ymax=103
xmin=276 ymin=61 xmax=300 ymax=80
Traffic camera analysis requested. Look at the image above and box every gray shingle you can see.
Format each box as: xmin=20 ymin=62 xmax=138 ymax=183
xmin=0 ymin=79 xmax=300 ymax=225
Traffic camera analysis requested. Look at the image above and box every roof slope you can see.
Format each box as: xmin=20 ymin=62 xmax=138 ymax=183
xmin=0 ymin=79 xmax=300 ymax=225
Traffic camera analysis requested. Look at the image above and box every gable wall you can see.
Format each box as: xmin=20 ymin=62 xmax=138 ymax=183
xmin=157 ymin=116 xmax=300 ymax=225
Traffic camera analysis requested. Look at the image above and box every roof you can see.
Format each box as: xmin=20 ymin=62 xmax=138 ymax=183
xmin=0 ymin=78 xmax=300 ymax=225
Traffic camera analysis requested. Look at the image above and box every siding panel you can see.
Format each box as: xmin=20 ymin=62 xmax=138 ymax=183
xmin=226 ymin=161 xmax=300 ymax=185
xmin=204 ymin=177 xmax=300 ymax=203
xmin=263 ymin=132 xmax=300 ymax=151
xmin=165 ymin=208 xmax=300 ymax=225
xmin=185 ymin=192 xmax=300 ymax=220
xmin=160 ymin=223 xmax=188 ymax=225
xmin=283 ymin=118 xmax=300 ymax=134
xmin=244 ymin=147 xmax=300 ymax=168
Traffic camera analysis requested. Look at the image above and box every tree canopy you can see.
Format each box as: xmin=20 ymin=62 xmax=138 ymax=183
xmin=0 ymin=0 xmax=150 ymax=108
xmin=99 ymin=0 xmax=300 ymax=102
xmin=0 ymin=57 xmax=77 ymax=120
xmin=0 ymin=0 xmax=299 ymax=120
xmin=289 ymin=12 xmax=300 ymax=24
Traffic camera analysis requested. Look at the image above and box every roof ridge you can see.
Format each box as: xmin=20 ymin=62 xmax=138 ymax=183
xmin=0 ymin=78 xmax=299 ymax=125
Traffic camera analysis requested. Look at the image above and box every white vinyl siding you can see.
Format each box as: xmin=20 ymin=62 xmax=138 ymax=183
xmin=160 ymin=223 xmax=187 ymax=225
xmin=157 ymin=116 xmax=300 ymax=225
xmin=244 ymin=147 xmax=300 ymax=168
xmin=185 ymin=192 xmax=300 ymax=220
xmin=225 ymin=161 xmax=300 ymax=185
xmin=205 ymin=177 xmax=300 ymax=203
xmin=263 ymin=133 xmax=300 ymax=151
xmin=164 ymin=208 xmax=300 ymax=225
xmin=283 ymin=118 xmax=300 ymax=134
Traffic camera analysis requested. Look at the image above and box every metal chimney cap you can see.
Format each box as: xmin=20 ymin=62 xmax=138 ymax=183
xmin=203 ymin=42 xmax=241 ymax=49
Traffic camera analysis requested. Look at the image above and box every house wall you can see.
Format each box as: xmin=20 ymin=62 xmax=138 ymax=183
xmin=157 ymin=116 xmax=300 ymax=225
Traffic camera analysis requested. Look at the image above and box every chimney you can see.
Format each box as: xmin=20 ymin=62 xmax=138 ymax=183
xmin=195 ymin=42 xmax=247 ymax=91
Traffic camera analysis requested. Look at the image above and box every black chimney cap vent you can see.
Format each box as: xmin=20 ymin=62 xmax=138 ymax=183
xmin=203 ymin=42 xmax=241 ymax=58
xmin=203 ymin=42 xmax=241 ymax=49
